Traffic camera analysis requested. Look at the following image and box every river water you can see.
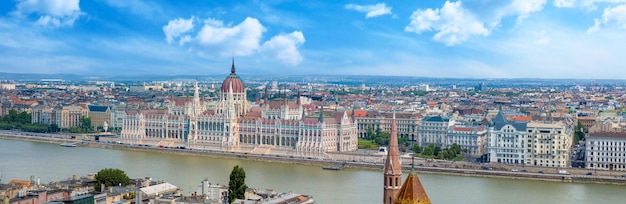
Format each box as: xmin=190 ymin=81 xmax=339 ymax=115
xmin=1 ymin=139 xmax=625 ymax=203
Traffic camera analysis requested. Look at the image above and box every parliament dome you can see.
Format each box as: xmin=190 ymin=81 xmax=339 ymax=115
xmin=221 ymin=59 xmax=245 ymax=93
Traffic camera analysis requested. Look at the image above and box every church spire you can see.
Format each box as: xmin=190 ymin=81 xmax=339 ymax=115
xmin=384 ymin=111 xmax=402 ymax=204
xmin=231 ymin=57 xmax=236 ymax=74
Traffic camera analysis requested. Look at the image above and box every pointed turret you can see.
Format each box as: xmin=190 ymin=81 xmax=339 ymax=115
xmin=394 ymin=157 xmax=431 ymax=204
xmin=227 ymin=81 xmax=236 ymax=119
xmin=318 ymin=103 xmax=324 ymax=123
xmin=263 ymin=85 xmax=269 ymax=107
xmin=351 ymin=107 xmax=356 ymax=122
xmin=384 ymin=112 xmax=402 ymax=204
xmin=296 ymin=89 xmax=301 ymax=106
xmin=194 ymin=82 xmax=200 ymax=104
xmin=283 ymin=89 xmax=288 ymax=106
xmin=231 ymin=57 xmax=236 ymax=74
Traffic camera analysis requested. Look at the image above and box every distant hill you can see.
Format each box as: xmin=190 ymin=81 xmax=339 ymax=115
xmin=0 ymin=72 xmax=624 ymax=87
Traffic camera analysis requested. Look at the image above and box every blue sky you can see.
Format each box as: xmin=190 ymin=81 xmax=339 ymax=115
xmin=1 ymin=0 xmax=626 ymax=79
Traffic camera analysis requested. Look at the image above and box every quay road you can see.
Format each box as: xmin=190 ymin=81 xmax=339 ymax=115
xmin=1 ymin=130 xmax=625 ymax=185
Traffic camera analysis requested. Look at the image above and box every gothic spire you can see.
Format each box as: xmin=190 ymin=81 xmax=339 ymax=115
xmin=296 ymin=89 xmax=301 ymax=106
xmin=231 ymin=57 xmax=236 ymax=74
xmin=264 ymin=85 xmax=269 ymax=106
xmin=384 ymin=110 xmax=402 ymax=204
xmin=319 ymin=103 xmax=324 ymax=123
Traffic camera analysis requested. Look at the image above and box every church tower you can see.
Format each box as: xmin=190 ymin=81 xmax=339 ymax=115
xmin=384 ymin=112 xmax=402 ymax=204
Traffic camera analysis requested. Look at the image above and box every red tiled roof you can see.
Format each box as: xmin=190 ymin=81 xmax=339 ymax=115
xmin=349 ymin=110 xmax=367 ymax=117
xmin=507 ymin=115 xmax=532 ymax=121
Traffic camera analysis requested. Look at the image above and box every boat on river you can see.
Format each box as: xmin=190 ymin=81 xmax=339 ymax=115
xmin=322 ymin=162 xmax=345 ymax=170
xmin=60 ymin=142 xmax=79 ymax=147
xmin=322 ymin=165 xmax=342 ymax=170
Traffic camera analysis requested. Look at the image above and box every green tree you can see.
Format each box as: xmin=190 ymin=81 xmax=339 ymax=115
xmin=50 ymin=124 xmax=59 ymax=132
xmin=411 ymin=144 xmax=422 ymax=154
xmin=228 ymin=165 xmax=248 ymax=203
xmin=94 ymin=168 xmax=131 ymax=192
xmin=574 ymin=121 xmax=585 ymax=144
xmin=433 ymin=146 xmax=442 ymax=156
xmin=80 ymin=116 xmax=93 ymax=131
xmin=422 ymin=144 xmax=436 ymax=156
xmin=450 ymin=143 xmax=462 ymax=155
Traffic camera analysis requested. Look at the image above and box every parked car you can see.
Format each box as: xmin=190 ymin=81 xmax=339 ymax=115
xmin=511 ymin=169 xmax=519 ymax=172
xmin=521 ymin=169 xmax=527 ymax=172
xmin=538 ymin=171 xmax=544 ymax=174
xmin=481 ymin=166 xmax=493 ymax=170
xmin=586 ymin=172 xmax=593 ymax=176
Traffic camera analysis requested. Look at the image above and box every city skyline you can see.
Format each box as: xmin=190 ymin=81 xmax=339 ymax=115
xmin=1 ymin=0 xmax=626 ymax=79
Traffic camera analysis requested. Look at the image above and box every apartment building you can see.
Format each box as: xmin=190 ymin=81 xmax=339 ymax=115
xmin=487 ymin=112 xmax=527 ymax=164
xmin=525 ymin=121 xmax=571 ymax=167
xmin=355 ymin=111 xmax=421 ymax=141
xmin=586 ymin=132 xmax=626 ymax=171
xmin=418 ymin=116 xmax=454 ymax=147
xmin=445 ymin=125 xmax=487 ymax=156
xmin=88 ymin=105 xmax=112 ymax=129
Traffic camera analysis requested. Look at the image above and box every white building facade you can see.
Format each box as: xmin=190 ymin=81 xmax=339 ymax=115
xmin=525 ymin=121 xmax=572 ymax=167
xmin=446 ymin=125 xmax=487 ymax=156
xmin=487 ymin=112 xmax=527 ymax=164
xmin=585 ymin=132 xmax=626 ymax=171
xmin=418 ymin=116 xmax=454 ymax=147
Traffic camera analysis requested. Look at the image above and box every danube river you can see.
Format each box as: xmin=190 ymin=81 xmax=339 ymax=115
xmin=1 ymin=139 xmax=625 ymax=203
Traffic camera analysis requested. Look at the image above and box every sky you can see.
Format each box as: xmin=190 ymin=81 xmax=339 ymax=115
xmin=1 ymin=0 xmax=626 ymax=79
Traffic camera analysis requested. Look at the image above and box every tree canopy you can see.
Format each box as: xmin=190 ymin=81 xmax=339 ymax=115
xmin=95 ymin=168 xmax=131 ymax=192
xmin=415 ymin=143 xmax=463 ymax=160
xmin=0 ymin=109 xmax=57 ymax=133
xmin=228 ymin=165 xmax=248 ymax=203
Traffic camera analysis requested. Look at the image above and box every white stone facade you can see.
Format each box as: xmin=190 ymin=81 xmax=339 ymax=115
xmin=585 ymin=132 xmax=626 ymax=171
xmin=525 ymin=121 xmax=572 ymax=167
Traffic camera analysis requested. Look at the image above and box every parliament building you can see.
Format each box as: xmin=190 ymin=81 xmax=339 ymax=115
xmin=120 ymin=60 xmax=358 ymax=157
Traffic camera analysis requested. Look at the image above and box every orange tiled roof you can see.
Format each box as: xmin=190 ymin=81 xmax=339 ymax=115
xmin=9 ymin=180 xmax=31 ymax=188
xmin=394 ymin=171 xmax=430 ymax=204
xmin=349 ymin=110 xmax=367 ymax=117
xmin=507 ymin=115 xmax=532 ymax=121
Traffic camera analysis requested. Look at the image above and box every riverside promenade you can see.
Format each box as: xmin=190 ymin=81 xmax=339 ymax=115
xmin=2 ymin=130 xmax=626 ymax=185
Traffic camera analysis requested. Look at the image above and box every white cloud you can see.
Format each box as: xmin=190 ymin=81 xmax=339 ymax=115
xmin=405 ymin=1 xmax=489 ymax=46
xmin=553 ymin=0 xmax=626 ymax=9
xmin=345 ymin=3 xmax=393 ymax=18
xmin=196 ymin=17 xmax=266 ymax=56
xmin=163 ymin=17 xmax=306 ymax=66
xmin=163 ymin=16 xmax=195 ymax=44
xmin=405 ymin=0 xmax=546 ymax=45
xmin=507 ymin=0 xmax=547 ymax=24
xmin=588 ymin=4 xmax=626 ymax=32
xmin=261 ymin=31 xmax=306 ymax=66
xmin=12 ymin=0 xmax=83 ymax=27
xmin=554 ymin=0 xmax=576 ymax=7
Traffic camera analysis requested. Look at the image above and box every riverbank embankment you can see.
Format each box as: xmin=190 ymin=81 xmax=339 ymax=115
xmin=2 ymin=133 xmax=626 ymax=185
